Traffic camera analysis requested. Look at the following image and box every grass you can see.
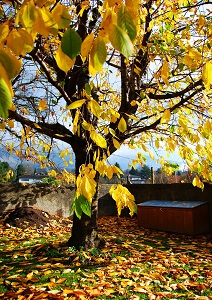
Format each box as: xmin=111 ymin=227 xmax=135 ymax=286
xmin=0 ymin=216 xmax=211 ymax=299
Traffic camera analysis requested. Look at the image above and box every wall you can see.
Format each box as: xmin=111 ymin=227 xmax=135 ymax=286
xmin=0 ymin=182 xmax=211 ymax=232
xmin=98 ymin=183 xmax=212 ymax=232
xmin=0 ymin=183 xmax=75 ymax=218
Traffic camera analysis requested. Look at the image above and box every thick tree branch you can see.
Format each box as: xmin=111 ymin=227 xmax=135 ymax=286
xmin=148 ymin=79 xmax=203 ymax=100
xmin=123 ymin=87 xmax=204 ymax=140
xmin=8 ymin=110 xmax=74 ymax=144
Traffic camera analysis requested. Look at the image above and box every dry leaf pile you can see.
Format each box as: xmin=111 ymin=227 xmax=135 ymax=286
xmin=0 ymin=211 xmax=212 ymax=300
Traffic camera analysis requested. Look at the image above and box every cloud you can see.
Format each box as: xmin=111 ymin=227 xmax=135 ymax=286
xmin=107 ymin=145 xmax=184 ymax=171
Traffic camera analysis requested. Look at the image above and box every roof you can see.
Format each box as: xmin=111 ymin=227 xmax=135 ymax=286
xmin=18 ymin=175 xmax=47 ymax=179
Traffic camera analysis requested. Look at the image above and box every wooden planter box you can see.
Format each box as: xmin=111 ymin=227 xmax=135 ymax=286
xmin=137 ymin=200 xmax=209 ymax=235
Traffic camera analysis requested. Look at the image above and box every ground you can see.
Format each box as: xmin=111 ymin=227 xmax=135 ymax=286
xmin=0 ymin=207 xmax=212 ymax=299
xmin=2 ymin=206 xmax=70 ymax=229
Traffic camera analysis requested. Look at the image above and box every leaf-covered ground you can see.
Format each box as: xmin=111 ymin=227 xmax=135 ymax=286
xmin=0 ymin=214 xmax=212 ymax=300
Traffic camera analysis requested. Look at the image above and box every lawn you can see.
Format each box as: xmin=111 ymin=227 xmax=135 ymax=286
xmin=0 ymin=215 xmax=211 ymax=299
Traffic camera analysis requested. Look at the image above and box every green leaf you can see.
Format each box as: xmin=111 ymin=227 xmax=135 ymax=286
xmin=74 ymin=198 xmax=82 ymax=219
xmin=117 ymin=6 xmax=137 ymax=42
xmin=79 ymin=195 xmax=91 ymax=217
xmin=72 ymin=195 xmax=91 ymax=219
xmin=0 ymin=77 xmax=12 ymax=119
xmin=61 ymin=28 xmax=82 ymax=60
xmin=170 ymin=125 xmax=175 ymax=133
xmin=109 ymin=24 xmax=134 ymax=58
xmin=85 ymin=83 xmax=91 ymax=95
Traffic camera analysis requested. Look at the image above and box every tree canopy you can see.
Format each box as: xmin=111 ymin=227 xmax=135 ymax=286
xmin=0 ymin=0 xmax=211 ymax=248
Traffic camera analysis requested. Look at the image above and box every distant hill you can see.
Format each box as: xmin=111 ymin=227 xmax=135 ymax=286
xmin=0 ymin=144 xmax=183 ymax=173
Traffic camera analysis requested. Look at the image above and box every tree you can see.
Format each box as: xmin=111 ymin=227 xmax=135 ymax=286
xmin=139 ymin=165 xmax=151 ymax=179
xmin=16 ymin=164 xmax=26 ymax=177
xmin=0 ymin=0 xmax=211 ymax=249
xmin=129 ymin=167 xmax=140 ymax=176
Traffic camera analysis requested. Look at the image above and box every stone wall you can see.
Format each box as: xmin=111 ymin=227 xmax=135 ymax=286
xmin=0 ymin=183 xmax=75 ymax=218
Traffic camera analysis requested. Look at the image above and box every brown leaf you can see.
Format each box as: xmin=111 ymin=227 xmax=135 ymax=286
xmin=56 ymin=277 xmax=67 ymax=284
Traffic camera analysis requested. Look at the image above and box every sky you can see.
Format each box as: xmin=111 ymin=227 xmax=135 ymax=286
xmin=0 ymin=142 xmax=186 ymax=172
xmin=107 ymin=145 xmax=185 ymax=171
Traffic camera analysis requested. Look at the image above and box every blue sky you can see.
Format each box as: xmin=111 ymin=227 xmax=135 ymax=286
xmin=107 ymin=145 xmax=185 ymax=171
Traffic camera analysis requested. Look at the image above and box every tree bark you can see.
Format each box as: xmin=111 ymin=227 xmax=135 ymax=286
xmin=67 ymin=148 xmax=103 ymax=250
xmin=67 ymin=189 xmax=103 ymax=250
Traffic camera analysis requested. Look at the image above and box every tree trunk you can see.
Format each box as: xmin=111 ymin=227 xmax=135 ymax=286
xmin=67 ymin=148 xmax=103 ymax=250
xmin=67 ymin=188 xmax=103 ymax=250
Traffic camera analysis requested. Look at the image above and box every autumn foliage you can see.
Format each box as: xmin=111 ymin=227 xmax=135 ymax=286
xmin=0 ymin=214 xmax=212 ymax=299
xmin=0 ymin=0 xmax=211 ymax=248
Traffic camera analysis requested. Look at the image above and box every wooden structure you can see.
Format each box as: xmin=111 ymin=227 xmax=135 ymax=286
xmin=137 ymin=200 xmax=209 ymax=235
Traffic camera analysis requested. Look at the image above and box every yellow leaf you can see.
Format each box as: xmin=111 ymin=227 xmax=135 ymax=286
xmin=63 ymin=288 xmax=74 ymax=295
xmin=148 ymin=149 xmax=154 ymax=160
xmin=109 ymin=128 xmax=116 ymax=137
xmin=192 ymin=176 xmax=204 ymax=189
xmin=203 ymin=120 xmax=211 ymax=134
xmin=99 ymin=8 xmax=115 ymax=38
xmin=90 ymin=130 xmax=107 ymax=148
xmin=38 ymin=99 xmax=48 ymax=111
xmin=178 ymin=115 xmax=187 ymax=129
xmin=7 ymin=28 xmax=34 ymax=56
xmin=161 ymin=60 xmax=169 ymax=85
xmin=0 ymin=121 xmax=5 ymax=130
xmin=125 ymin=113 xmax=139 ymax=121
xmin=56 ymin=278 xmax=67 ymax=284
xmin=66 ymin=99 xmax=86 ymax=110
xmin=55 ymin=46 xmax=75 ymax=73
xmin=0 ymin=48 xmax=22 ymax=80
xmin=155 ymin=140 xmax=159 ymax=148
xmin=202 ymin=61 xmax=212 ymax=90
xmin=134 ymin=287 xmax=148 ymax=293
xmin=26 ymin=272 xmax=34 ymax=280
xmin=141 ymin=144 xmax=147 ymax=152
xmin=87 ymin=288 xmax=101 ymax=297
xmin=88 ymin=99 xmax=101 ymax=118
xmin=38 ymin=6 xmax=58 ymax=34
xmin=0 ymin=23 xmax=9 ymax=43
xmin=188 ymin=49 xmax=202 ymax=61
xmin=106 ymin=166 xmax=114 ymax=180
xmin=109 ymin=184 xmax=136 ymax=216
xmin=52 ymin=3 xmax=71 ymax=29
xmin=182 ymin=55 xmax=193 ymax=69
xmin=112 ymin=137 xmax=120 ymax=149
xmin=30 ymin=6 xmax=57 ymax=38
xmin=81 ymin=32 xmax=94 ymax=58
xmin=118 ymin=117 xmax=127 ymax=133
xmin=80 ymin=175 xmax=96 ymax=203
xmin=82 ymin=120 xmax=92 ymax=131
xmin=89 ymin=37 xmax=107 ymax=75
xmin=33 ymin=123 xmax=42 ymax=129
xmin=78 ymin=1 xmax=90 ymax=17
xmin=73 ymin=109 xmax=79 ymax=134
xmin=21 ymin=0 xmax=38 ymax=31
xmin=161 ymin=109 xmax=171 ymax=123
xmin=0 ymin=73 xmax=13 ymax=119
xmin=108 ymin=0 xmax=122 ymax=6
xmin=7 ymin=119 xmax=14 ymax=128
